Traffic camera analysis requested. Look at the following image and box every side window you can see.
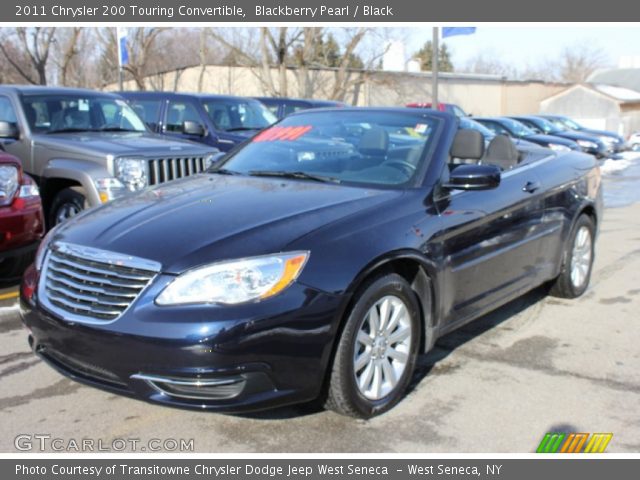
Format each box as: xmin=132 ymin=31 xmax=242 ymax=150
xmin=165 ymin=100 xmax=200 ymax=133
xmin=283 ymin=102 xmax=308 ymax=117
xmin=0 ymin=97 xmax=18 ymax=124
xmin=129 ymin=100 xmax=161 ymax=127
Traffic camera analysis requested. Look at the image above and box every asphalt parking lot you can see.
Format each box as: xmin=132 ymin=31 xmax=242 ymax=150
xmin=1 ymin=203 xmax=639 ymax=453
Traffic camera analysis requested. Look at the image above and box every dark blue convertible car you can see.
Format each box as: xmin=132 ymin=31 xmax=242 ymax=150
xmin=21 ymin=108 xmax=602 ymax=418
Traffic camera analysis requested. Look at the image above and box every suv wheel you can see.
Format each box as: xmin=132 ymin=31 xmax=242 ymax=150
xmin=325 ymin=273 xmax=421 ymax=418
xmin=49 ymin=187 xmax=87 ymax=227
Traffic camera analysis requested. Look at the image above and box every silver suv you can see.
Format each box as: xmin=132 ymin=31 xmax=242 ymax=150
xmin=0 ymin=86 xmax=218 ymax=226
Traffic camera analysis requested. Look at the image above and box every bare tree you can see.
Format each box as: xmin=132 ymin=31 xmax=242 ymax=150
xmin=0 ymin=27 xmax=56 ymax=85
xmin=556 ymin=44 xmax=608 ymax=83
xmin=55 ymin=27 xmax=84 ymax=86
xmin=207 ymin=27 xmax=374 ymax=101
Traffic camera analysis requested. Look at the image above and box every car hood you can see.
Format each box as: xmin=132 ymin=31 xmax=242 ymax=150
xmin=54 ymin=174 xmax=401 ymax=274
xmin=524 ymin=133 xmax=577 ymax=147
xmin=579 ymin=128 xmax=624 ymax=142
xmin=552 ymin=131 xmax=604 ymax=146
xmin=33 ymin=132 xmax=213 ymax=157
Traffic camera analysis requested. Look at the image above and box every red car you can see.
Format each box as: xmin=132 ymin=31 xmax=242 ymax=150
xmin=406 ymin=102 xmax=468 ymax=118
xmin=0 ymin=152 xmax=44 ymax=283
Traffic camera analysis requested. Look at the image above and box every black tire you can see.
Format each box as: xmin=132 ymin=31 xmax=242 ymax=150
xmin=550 ymin=214 xmax=595 ymax=299
xmin=48 ymin=187 xmax=87 ymax=227
xmin=325 ymin=273 xmax=421 ymax=418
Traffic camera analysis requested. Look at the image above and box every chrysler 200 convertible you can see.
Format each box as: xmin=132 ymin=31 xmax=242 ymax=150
xmin=20 ymin=109 xmax=602 ymax=418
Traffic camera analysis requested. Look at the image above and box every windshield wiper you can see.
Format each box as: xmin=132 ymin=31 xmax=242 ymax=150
xmin=210 ymin=168 xmax=242 ymax=175
xmin=248 ymin=170 xmax=341 ymax=184
xmin=46 ymin=128 xmax=93 ymax=134
xmin=225 ymin=127 xmax=261 ymax=132
xmin=97 ymin=127 xmax=140 ymax=132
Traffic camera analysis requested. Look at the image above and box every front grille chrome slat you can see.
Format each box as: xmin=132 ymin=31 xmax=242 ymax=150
xmin=40 ymin=242 xmax=160 ymax=325
xmin=147 ymin=157 xmax=205 ymax=186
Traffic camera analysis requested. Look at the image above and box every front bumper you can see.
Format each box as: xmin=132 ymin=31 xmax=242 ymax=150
xmin=20 ymin=277 xmax=346 ymax=412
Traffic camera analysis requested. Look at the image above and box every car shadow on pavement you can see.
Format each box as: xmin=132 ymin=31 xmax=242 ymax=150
xmin=233 ymin=284 xmax=552 ymax=421
xmin=407 ymin=284 xmax=551 ymax=395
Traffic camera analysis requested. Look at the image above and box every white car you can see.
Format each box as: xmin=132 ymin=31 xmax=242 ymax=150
xmin=629 ymin=132 xmax=640 ymax=151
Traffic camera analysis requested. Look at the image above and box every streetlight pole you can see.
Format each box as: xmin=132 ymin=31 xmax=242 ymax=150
xmin=432 ymin=27 xmax=439 ymax=108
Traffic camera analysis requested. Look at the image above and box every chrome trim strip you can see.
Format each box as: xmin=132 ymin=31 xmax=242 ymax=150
xmin=51 ymin=242 xmax=162 ymax=273
xmin=131 ymin=374 xmax=244 ymax=400
xmin=131 ymin=373 xmax=240 ymax=387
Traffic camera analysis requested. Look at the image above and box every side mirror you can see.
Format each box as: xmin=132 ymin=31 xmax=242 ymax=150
xmin=442 ymin=164 xmax=501 ymax=191
xmin=0 ymin=121 xmax=19 ymax=139
xmin=183 ymin=121 xmax=206 ymax=136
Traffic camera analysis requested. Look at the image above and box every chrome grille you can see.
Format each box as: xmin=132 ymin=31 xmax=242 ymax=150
xmin=39 ymin=242 xmax=161 ymax=324
xmin=148 ymin=157 xmax=206 ymax=185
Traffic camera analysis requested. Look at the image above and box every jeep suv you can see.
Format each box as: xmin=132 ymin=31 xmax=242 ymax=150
xmin=119 ymin=92 xmax=277 ymax=152
xmin=0 ymin=86 xmax=217 ymax=226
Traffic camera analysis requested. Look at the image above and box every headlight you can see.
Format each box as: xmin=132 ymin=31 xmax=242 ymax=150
xmin=35 ymin=226 xmax=59 ymax=271
xmin=18 ymin=175 xmax=40 ymax=198
xmin=577 ymin=140 xmax=598 ymax=150
xmin=598 ymin=135 xmax=616 ymax=145
xmin=0 ymin=164 xmax=19 ymax=205
xmin=115 ymin=157 xmax=149 ymax=192
xmin=156 ymin=252 xmax=309 ymax=306
xmin=548 ymin=143 xmax=571 ymax=152
xmin=94 ymin=177 xmax=126 ymax=203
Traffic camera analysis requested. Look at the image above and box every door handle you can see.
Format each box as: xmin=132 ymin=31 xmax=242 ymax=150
xmin=523 ymin=181 xmax=541 ymax=193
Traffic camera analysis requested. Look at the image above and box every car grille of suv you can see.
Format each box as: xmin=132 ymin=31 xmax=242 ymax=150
xmin=40 ymin=242 xmax=161 ymax=324
xmin=148 ymin=157 xmax=207 ymax=185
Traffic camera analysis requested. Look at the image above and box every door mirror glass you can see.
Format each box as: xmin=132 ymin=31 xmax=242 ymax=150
xmin=0 ymin=121 xmax=19 ymax=139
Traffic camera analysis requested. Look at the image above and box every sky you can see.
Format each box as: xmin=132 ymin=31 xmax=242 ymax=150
xmin=403 ymin=26 xmax=640 ymax=71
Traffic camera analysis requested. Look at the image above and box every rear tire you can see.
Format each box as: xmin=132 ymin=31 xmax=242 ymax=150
xmin=550 ymin=214 xmax=595 ymax=299
xmin=325 ymin=273 xmax=421 ymax=418
xmin=49 ymin=187 xmax=87 ymax=227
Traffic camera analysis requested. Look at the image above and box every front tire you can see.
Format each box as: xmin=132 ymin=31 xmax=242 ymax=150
xmin=326 ymin=273 xmax=421 ymax=418
xmin=49 ymin=187 xmax=87 ymax=227
xmin=550 ymin=214 xmax=595 ymax=298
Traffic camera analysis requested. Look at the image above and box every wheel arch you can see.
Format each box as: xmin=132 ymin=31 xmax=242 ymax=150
xmin=342 ymin=250 xmax=440 ymax=355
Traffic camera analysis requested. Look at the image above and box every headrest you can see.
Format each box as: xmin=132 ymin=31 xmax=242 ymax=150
xmin=358 ymin=127 xmax=389 ymax=155
xmin=451 ymin=129 xmax=484 ymax=160
xmin=484 ymin=134 xmax=519 ymax=170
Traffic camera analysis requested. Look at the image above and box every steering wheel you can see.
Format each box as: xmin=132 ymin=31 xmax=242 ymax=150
xmin=384 ymin=160 xmax=416 ymax=177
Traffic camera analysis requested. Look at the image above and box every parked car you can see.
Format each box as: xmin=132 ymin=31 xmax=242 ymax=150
xmin=21 ymin=108 xmax=601 ymax=418
xmin=474 ymin=117 xmax=580 ymax=152
xmin=0 ymin=152 xmax=44 ymax=282
xmin=509 ymin=115 xmax=608 ymax=158
xmin=0 ymin=86 xmax=217 ymax=227
xmin=255 ymin=97 xmax=345 ymax=119
xmin=120 ymin=92 xmax=277 ymax=151
xmin=405 ymin=102 xmax=468 ymax=117
xmin=540 ymin=114 xmax=627 ymax=153
xmin=629 ymin=132 xmax=640 ymax=151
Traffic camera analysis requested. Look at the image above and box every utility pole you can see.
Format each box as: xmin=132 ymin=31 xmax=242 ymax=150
xmin=432 ymin=27 xmax=439 ymax=108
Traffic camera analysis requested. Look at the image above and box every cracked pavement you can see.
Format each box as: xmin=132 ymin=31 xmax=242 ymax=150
xmin=1 ymin=204 xmax=639 ymax=453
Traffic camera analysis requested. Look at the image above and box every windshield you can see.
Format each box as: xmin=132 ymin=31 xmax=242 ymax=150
xmin=202 ymin=98 xmax=277 ymax=131
xmin=556 ymin=116 xmax=582 ymax=130
xmin=532 ymin=117 xmax=562 ymax=134
xmin=460 ymin=117 xmax=494 ymax=139
xmin=217 ymin=111 xmax=440 ymax=187
xmin=21 ymin=95 xmax=147 ymax=134
xmin=500 ymin=118 xmax=536 ymax=137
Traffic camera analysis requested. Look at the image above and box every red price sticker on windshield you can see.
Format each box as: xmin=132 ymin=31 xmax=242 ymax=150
xmin=253 ymin=126 xmax=312 ymax=142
